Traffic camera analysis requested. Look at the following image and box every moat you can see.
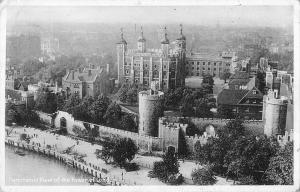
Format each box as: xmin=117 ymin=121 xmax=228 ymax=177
xmin=5 ymin=145 xmax=94 ymax=186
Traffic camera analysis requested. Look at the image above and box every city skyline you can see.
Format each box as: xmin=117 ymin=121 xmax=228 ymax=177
xmin=7 ymin=6 xmax=293 ymax=28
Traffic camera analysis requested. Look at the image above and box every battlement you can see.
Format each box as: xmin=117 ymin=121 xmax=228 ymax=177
xmin=139 ymin=90 xmax=164 ymax=100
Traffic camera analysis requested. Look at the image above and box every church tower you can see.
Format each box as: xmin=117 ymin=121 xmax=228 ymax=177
xmin=116 ymin=28 xmax=127 ymax=83
xmin=137 ymin=26 xmax=146 ymax=52
xmin=161 ymin=26 xmax=169 ymax=57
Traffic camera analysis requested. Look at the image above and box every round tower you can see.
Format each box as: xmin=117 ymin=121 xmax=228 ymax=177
xmin=139 ymin=81 xmax=164 ymax=137
xmin=263 ymin=90 xmax=288 ymax=137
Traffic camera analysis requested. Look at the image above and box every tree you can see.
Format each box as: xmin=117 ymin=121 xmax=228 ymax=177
xmin=181 ymin=102 xmax=194 ymax=117
xmin=194 ymin=139 xmax=213 ymax=165
xmin=104 ymin=102 xmax=122 ymax=127
xmin=88 ymin=95 xmax=110 ymax=124
xmin=191 ymin=165 xmax=217 ymax=185
xmin=149 ymin=148 xmax=180 ymax=183
xmin=223 ymin=118 xmax=245 ymax=137
xmin=112 ymin=138 xmax=138 ymax=167
xmin=195 ymin=98 xmax=212 ymax=118
xmin=126 ymin=86 xmax=138 ymax=104
xmin=62 ymin=93 xmax=81 ymax=113
xmin=120 ymin=114 xmax=137 ymax=132
xmin=264 ymin=142 xmax=293 ymax=185
xmin=220 ymin=72 xmax=231 ymax=83
xmin=35 ymin=88 xmax=58 ymax=113
xmin=201 ymin=74 xmax=214 ymax=94
xmin=5 ymin=102 xmax=18 ymax=126
xmin=178 ymin=128 xmax=189 ymax=158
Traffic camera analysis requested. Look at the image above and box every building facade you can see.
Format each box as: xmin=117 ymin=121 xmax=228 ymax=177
xmin=62 ymin=67 xmax=110 ymax=99
xmin=185 ymin=51 xmax=237 ymax=78
xmin=117 ymin=26 xmax=186 ymax=91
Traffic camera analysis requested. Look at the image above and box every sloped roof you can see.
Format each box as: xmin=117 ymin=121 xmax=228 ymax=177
xmin=217 ymin=89 xmax=249 ymax=105
xmin=228 ymin=79 xmax=250 ymax=86
xmin=64 ymin=68 xmax=104 ymax=83
xmin=229 ymin=71 xmax=250 ymax=80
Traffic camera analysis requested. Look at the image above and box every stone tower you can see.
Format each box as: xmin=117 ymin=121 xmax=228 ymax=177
xmin=174 ymin=24 xmax=186 ymax=87
xmin=138 ymin=81 xmax=164 ymax=137
xmin=116 ymin=28 xmax=127 ymax=83
xmin=161 ymin=26 xmax=169 ymax=57
xmin=137 ymin=26 xmax=146 ymax=52
xmin=263 ymin=90 xmax=288 ymax=137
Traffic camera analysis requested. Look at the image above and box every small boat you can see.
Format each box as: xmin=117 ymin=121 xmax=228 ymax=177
xmin=15 ymin=150 xmax=26 ymax=156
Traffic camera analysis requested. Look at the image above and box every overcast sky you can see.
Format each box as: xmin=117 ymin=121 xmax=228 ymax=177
xmin=7 ymin=6 xmax=293 ymax=28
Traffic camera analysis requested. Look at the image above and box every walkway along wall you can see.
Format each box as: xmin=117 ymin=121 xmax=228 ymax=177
xmin=37 ymin=111 xmax=162 ymax=152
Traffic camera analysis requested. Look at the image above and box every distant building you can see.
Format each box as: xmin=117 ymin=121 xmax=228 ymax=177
xmin=41 ymin=37 xmax=59 ymax=55
xmin=62 ymin=67 xmax=110 ymax=99
xmin=185 ymin=51 xmax=237 ymax=78
xmin=227 ymin=71 xmax=259 ymax=91
xmin=217 ymin=87 xmax=264 ymax=120
xmin=116 ymin=25 xmax=186 ymax=91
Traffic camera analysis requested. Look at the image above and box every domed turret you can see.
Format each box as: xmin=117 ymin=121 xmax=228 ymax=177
xmin=137 ymin=26 xmax=146 ymax=52
xmin=117 ymin=28 xmax=127 ymax=44
xmin=161 ymin=26 xmax=169 ymax=44
xmin=177 ymin=24 xmax=186 ymax=41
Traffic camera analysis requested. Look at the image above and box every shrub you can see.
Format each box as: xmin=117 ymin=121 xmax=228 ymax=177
xmin=124 ymin=162 xmax=140 ymax=172
xmin=191 ymin=165 xmax=217 ymax=185
xmin=168 ymin=174 xmax=184 ymax=185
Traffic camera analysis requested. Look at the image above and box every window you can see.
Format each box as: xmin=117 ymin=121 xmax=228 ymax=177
xmin=197 ymin=73 xmax=199 ymax=76
xmin=214 ymin=63 xmax=216 ymax=66
xmin=208 ymin=67 xmax=210 ymax=70
xmin=214 ymin=68 xmax=216 ymax=71
xmin=192 ymin=67 xmax=194 ymax=70
xmin=208 ymin=62 xmax=210 ymax=65
xmin=235 ymin=85 xmax=239 ymax=90
xmin=203 ymin=67 xmax=205 ymax=71
xmin=197 ymin=67 xmax=199 ymax=70
xmin=203 ymin=62 xmax=205 ymax=65
xmin=126 ymin=70 xmax=129 ymax=74
xmin=87 ymin=85 xmax=90 ymax=88
xmin=74 ymin=84 xmax=79 ymax=88
xmin=252 ymin=90 xmax=257 ymax=94
xmin=145 ymin=64 xmax=148 ymax=68
xmin=164 ymin=65 xmax=166 ymax=69
xmin=197 ymin=62 xmax=200 ymax=65
xmin=154 ymin=65 xmax=157 ymax=69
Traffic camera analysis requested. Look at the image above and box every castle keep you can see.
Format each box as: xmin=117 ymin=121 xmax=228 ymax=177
xmin=116 ymin=25 xmax=186 ymax=91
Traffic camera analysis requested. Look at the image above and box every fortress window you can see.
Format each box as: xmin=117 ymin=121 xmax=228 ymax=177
xmin=126 ymin=79 xmax=129 ymax=83
xmin=214 ymin=63 xmax=216 ymax=66
xmin=197 ymin=67 xmax=199 ymax=70
xmin=219 ymin=62 xmax=222 ymax=65
xmin=214 ymin=68 xmax=216 ymax=71
xmin=126 ymin=70 xmax=129 ymax=74
xmin=203 ymin=67 xmax=205 ymax=71
xmin=145 ymin=64 xmax=148 ymax=68
xmin=197 ymin=62 xmax=200 ymax=65
xmin=208 ymin=67 xmax=210 ymax=70
xmin=154 ymin=65 xmax=157 ymax=69
xmin=203 ymin=62 xmax=205 ymax=65
xmin=197 ymin=73 xmax=199 ymax=76
xmin=208 ymin=62 xmax=210 ymax=65
xmin=192 ymin=67 xmax=194 ymax=70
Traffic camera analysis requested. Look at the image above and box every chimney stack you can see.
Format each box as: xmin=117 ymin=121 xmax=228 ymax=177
xmin=106 ymin=64 xmax=110 ymax=74
xmin=88 ymin=69 xmax=92 ymax=76
xmin=72 ymin=70 xmax=75 ymax=80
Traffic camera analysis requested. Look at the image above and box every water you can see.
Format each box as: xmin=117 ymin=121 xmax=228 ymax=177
xmin=5 ymin=145 xmax=96 ymax=186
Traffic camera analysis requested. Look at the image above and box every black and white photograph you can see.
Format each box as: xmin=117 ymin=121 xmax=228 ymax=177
xmin=0 ymin=0 xmax=299 ymax=191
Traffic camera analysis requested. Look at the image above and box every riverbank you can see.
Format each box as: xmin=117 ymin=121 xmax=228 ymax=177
xmin=5 ymin=145 xmax=96 ymax=185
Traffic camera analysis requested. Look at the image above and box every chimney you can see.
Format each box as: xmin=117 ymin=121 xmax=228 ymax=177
xmin=88 ymin=69 xmax=92 ymax=76
xmin=55 ymin=81 xmax=58 ymax=93
xmin=72 ymin=70 xmax=75 ymax=80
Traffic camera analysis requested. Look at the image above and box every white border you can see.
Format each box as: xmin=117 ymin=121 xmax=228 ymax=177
xmin=0 ymin=0 xmax=299 ymax=192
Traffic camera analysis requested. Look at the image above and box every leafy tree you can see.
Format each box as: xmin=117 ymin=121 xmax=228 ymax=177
xmin=88 ymin=95 xmax=110 ymax=124
xmin=126 ymin=86 xmax=138 ymax=104
xmin=195 ymin=98 xmax=212 ymax=118
xmin=149 ymin=148 xmax=180 ymax=183
xmin=56 ymin=93 xmax=66 ymax=111
xmin=120 ymin=114 xmax=137 ymax=132
xmin=264 ymin=142 xmax=293 ymax=185
xmin=194 ymin=139 xmax=213 ymax=165
xmin=191 ymin=165 xmax=217 ymax=185
xmin=112 ymin=138 xmax=138 ymax=167
xmin=118 ymin=84 xmax=129 ymax=103
xmin=201 ymin=74 xmax=214 ymax=94
xmin=104 ymin=102 xmax=122 ymax=127
xmin=181 ymin=102 xmax=194 ymax=117
xmin=223 ymin=117 xmax=245 ymax=137
xmin=178 ymin=128 xmax=189 ymax=158
xmin=5 ymin=102 xmax=18 ymax=126
xmin=63 ymin=93 xmax=81 ymax=113
xmin=35 ymin=88 xmax=58 ymax=113
xmin=220 ymin=72 xmax=231 ymax=83
xmin=96 ymin=137 xmax=115 ymax=163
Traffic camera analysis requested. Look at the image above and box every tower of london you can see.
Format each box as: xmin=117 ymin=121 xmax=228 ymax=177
xmin=116 ymin=25 xmax=186 ymax=91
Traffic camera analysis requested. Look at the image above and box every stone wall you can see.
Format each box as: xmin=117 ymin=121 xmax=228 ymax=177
xmin=37 ymin=110 xmax=162 ymax=152
xmin=163 ymin=116 xmax=264 ymax=136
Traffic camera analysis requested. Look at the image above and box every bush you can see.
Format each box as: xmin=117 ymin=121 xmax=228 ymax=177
xmin=168 ymin=174 xmax=184 ymax=185
xmin=124 ymin=163 xmax=140 ymax=172
xmin=191 ymin=165 xmax=217 ymax=185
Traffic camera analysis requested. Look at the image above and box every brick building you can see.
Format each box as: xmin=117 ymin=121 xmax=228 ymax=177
xmin=62 ymin=67 xmax=110 ymax=99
